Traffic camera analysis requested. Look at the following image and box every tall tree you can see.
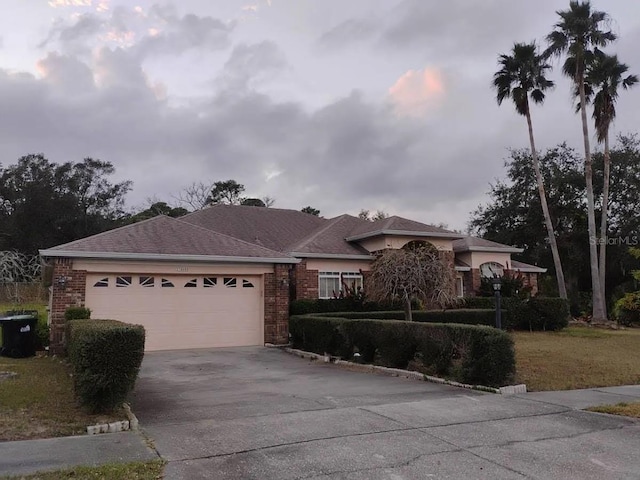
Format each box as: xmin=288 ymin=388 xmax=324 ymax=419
xmin=358 ymin=209 xmax=389 ymax=222
xmin=0 ymin=154 xmax=131 ymax=253
xmin=493 ymin=42 xmax=567 ymax=299
xmin=545 ymin=0 xmax=617 ymax=321
xmin=581 ymin=52 xmax=638 ymax=301
xmin=209 ymin=180 xmax=246 ymax=205
xmin=301 ymin=206 xmax=320 ymax=216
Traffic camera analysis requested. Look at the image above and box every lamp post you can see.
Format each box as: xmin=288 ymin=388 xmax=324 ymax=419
xmin=492 ymin=276 xmax=502 ymax=329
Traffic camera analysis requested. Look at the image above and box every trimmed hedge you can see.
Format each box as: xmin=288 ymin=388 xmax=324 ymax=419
xmin=67 ymin=319 xmax=145 ymax=412
xmin=290 ymin=298 xmax=416 ymax=316
xmin=293 ymin=297 xmax=569 ymax=331
xmin=317 ymin=309 xmax=500 ymax=326
xmin=290 ymin=315 xmax=515 ymax=387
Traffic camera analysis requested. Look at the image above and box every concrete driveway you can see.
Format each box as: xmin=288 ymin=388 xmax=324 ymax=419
xmin=132 ymin=347 xmax=640 ymax=479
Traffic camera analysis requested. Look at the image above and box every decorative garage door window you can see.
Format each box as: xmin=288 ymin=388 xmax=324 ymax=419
xmin=91 ymin=275 xmax=255 ymax=289
xmin=116 ymin=276 xmax=132 ymax=287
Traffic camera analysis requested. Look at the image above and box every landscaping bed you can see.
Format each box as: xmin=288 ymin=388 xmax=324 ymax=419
xmin=0 ymin=355 xmax=123 ymax=441
xmin=513 ymin=326 xmax=640 ymax=391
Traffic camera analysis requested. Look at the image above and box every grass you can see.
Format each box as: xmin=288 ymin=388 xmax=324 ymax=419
xmin=0 ymin=355 xmax=123 ymax=441
xmin=587 ymin=402 xmax=640 ymax=419
xmin=0 ymin=460 xmax=165 ymax=480
xmin=513 ymin=326 xmax=640 ymax=391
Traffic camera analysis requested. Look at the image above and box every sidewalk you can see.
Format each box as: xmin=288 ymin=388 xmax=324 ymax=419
xmin=516 ymin=384 xmax=640 ymax=409
xmin=0 ymin=386 xmax=638 ymax=478
xmin=0 ymin=431 xmax=158 ymax=478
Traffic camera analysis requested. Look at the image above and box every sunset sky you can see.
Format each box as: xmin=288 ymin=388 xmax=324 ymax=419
xmin=2 ymin=0 xmax=640 ymax=230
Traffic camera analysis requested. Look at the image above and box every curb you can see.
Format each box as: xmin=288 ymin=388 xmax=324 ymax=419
xmin=85 ymin=403 xmax=139 ymax=435
xmin=283 ymin=347 xmax=526 ymax=395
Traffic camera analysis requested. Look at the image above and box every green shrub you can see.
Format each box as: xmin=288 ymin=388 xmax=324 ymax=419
xmin=461 ymin=297 xmax=495 ymax=309
xmin=504 ymin=297 xmax=570 ymax=331
xmin=65 ymin=307 xmax=91 ymax=321
xmin=316 ymin=309 xmax=500 ymax=326
xmin=614 ymin=292 xmax=640 ymax=325
xmin=67 ymin=319 xmax=145 ymax=413
xmin=289 ymin=315 xmax=515 ymax=387
xmin=289 ymin=298 xmax=415 ymax=315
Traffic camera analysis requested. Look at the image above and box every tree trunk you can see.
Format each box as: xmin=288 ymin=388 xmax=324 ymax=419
xmin=598 ymin=133 xmax=610 ymax=315
xmin=403 ymin=293 xmax=413 ymax=322
xmin=578 ymin=76 xmax=606 ymax=321
xmin=525 ymin=107 xmax=567 ymax=299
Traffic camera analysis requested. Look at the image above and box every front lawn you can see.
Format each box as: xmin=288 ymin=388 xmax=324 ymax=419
xmin=513 ymin=326 xmax=640 ymax=391
xmin=0 ymin=355 xmax=123 ymax=441
xmin=587 ymin=402 xmax=640 ymax=419
xmin=0 ymin=460 xmax=164 ymax=480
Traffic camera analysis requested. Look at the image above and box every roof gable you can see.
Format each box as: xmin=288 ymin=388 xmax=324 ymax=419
xmin=345 ymin=215 xmax=464 ymax=241
xmin=453 ymin=237 xmax=523 ymax=254
xmin=288 ymin=215 xmax=372 ymax=257
xmin=40 ymin=215 xmax=293 ymax=261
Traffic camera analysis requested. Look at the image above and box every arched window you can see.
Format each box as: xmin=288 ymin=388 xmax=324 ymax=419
xmin=480 ymin=262 xmax=504 ymax=278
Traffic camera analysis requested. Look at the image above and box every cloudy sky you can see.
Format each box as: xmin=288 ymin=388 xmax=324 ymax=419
xmin=2 ymin=0 xmax=640 ymax=230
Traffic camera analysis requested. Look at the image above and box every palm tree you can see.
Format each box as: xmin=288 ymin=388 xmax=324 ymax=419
xmin=493 ymin=42 xmax=568 ymax=299
xmin=545 ymin=0 xmax=616 ymax=321
xmin=582 ymin=52 xmax=638 ymax=302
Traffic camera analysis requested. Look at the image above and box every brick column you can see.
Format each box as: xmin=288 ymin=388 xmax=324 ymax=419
xmin=293 ymin=259 xmax=318 ymax=300
xmin=264 ymin=264 xmax=290 ymax=345
xmin=49 ymin=258 xmax=87 ymax=355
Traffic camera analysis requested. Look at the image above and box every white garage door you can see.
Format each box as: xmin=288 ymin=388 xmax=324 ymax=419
xmin=85 ymin=273 xmax=263 ymax=351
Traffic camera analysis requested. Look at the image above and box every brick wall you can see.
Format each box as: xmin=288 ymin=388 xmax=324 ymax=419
xmin=264 ymin=264 xmax=290 ymax=345
xmin=49 ymin=258 xmax=87 ymax=355
xmin=292 ymin=259 xmax=318 ymax=300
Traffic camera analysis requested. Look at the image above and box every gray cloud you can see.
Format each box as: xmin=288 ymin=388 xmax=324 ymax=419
xmin=317 ymin=18 xmax=378 ymax=50
xmin=133 ymin=4 xmax=234 ymax=59
xmin=216 ymin=41 xmax=287 ymax=92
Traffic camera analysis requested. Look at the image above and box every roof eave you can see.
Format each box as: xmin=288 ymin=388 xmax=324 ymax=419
xmin=454 ymin=246 xmax=524 ymax=254
xmin=346 ymin=229 xmax=465 ymax=242
xmin=289 ymin=252 xmax=373 ymax=260
xmin=39 ymin=250 xmax=300 ymax=265
xmin=513 ymin=266 xmax=547 ymax=273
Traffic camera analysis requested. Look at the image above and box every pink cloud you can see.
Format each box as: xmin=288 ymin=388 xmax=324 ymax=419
xmin=388 ymin=67 xmax=445 ymax=117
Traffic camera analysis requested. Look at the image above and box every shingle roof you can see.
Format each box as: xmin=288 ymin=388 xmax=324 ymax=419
xmin=345 ymin=216 xmax=464 ymax=240
xmin=453 ymin=237 xmax=523 ymax=253
xmin=289 ymin=215 xmax=372 ymax=256
xmin=511 ymin=260 xmax=547 ymax=273
xmin=41 ymin=215 xmax=293 ymax=260
xmin=180 ymin=205 xmax=327 ymax=252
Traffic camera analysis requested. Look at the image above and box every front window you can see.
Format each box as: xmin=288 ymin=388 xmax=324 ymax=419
xmin=480 ymin=262 xmax=504 ymax=278
xmin=318 ymin=271 xmax=363 ymax=299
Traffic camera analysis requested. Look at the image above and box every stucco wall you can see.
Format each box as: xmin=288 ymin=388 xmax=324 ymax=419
xmin=73 ymin=260 xmax=274 ymax=275
xmin=358 ymin=236 xmax=454 ymax=253
xmin=305 ymin=259 xmax=372 ymax=272
xmin=467 ymin=252 xmax=512 ymax=269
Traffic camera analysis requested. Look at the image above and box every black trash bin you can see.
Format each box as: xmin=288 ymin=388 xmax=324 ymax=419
xmin=0 ymin=315 xmax=37 ymax=358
